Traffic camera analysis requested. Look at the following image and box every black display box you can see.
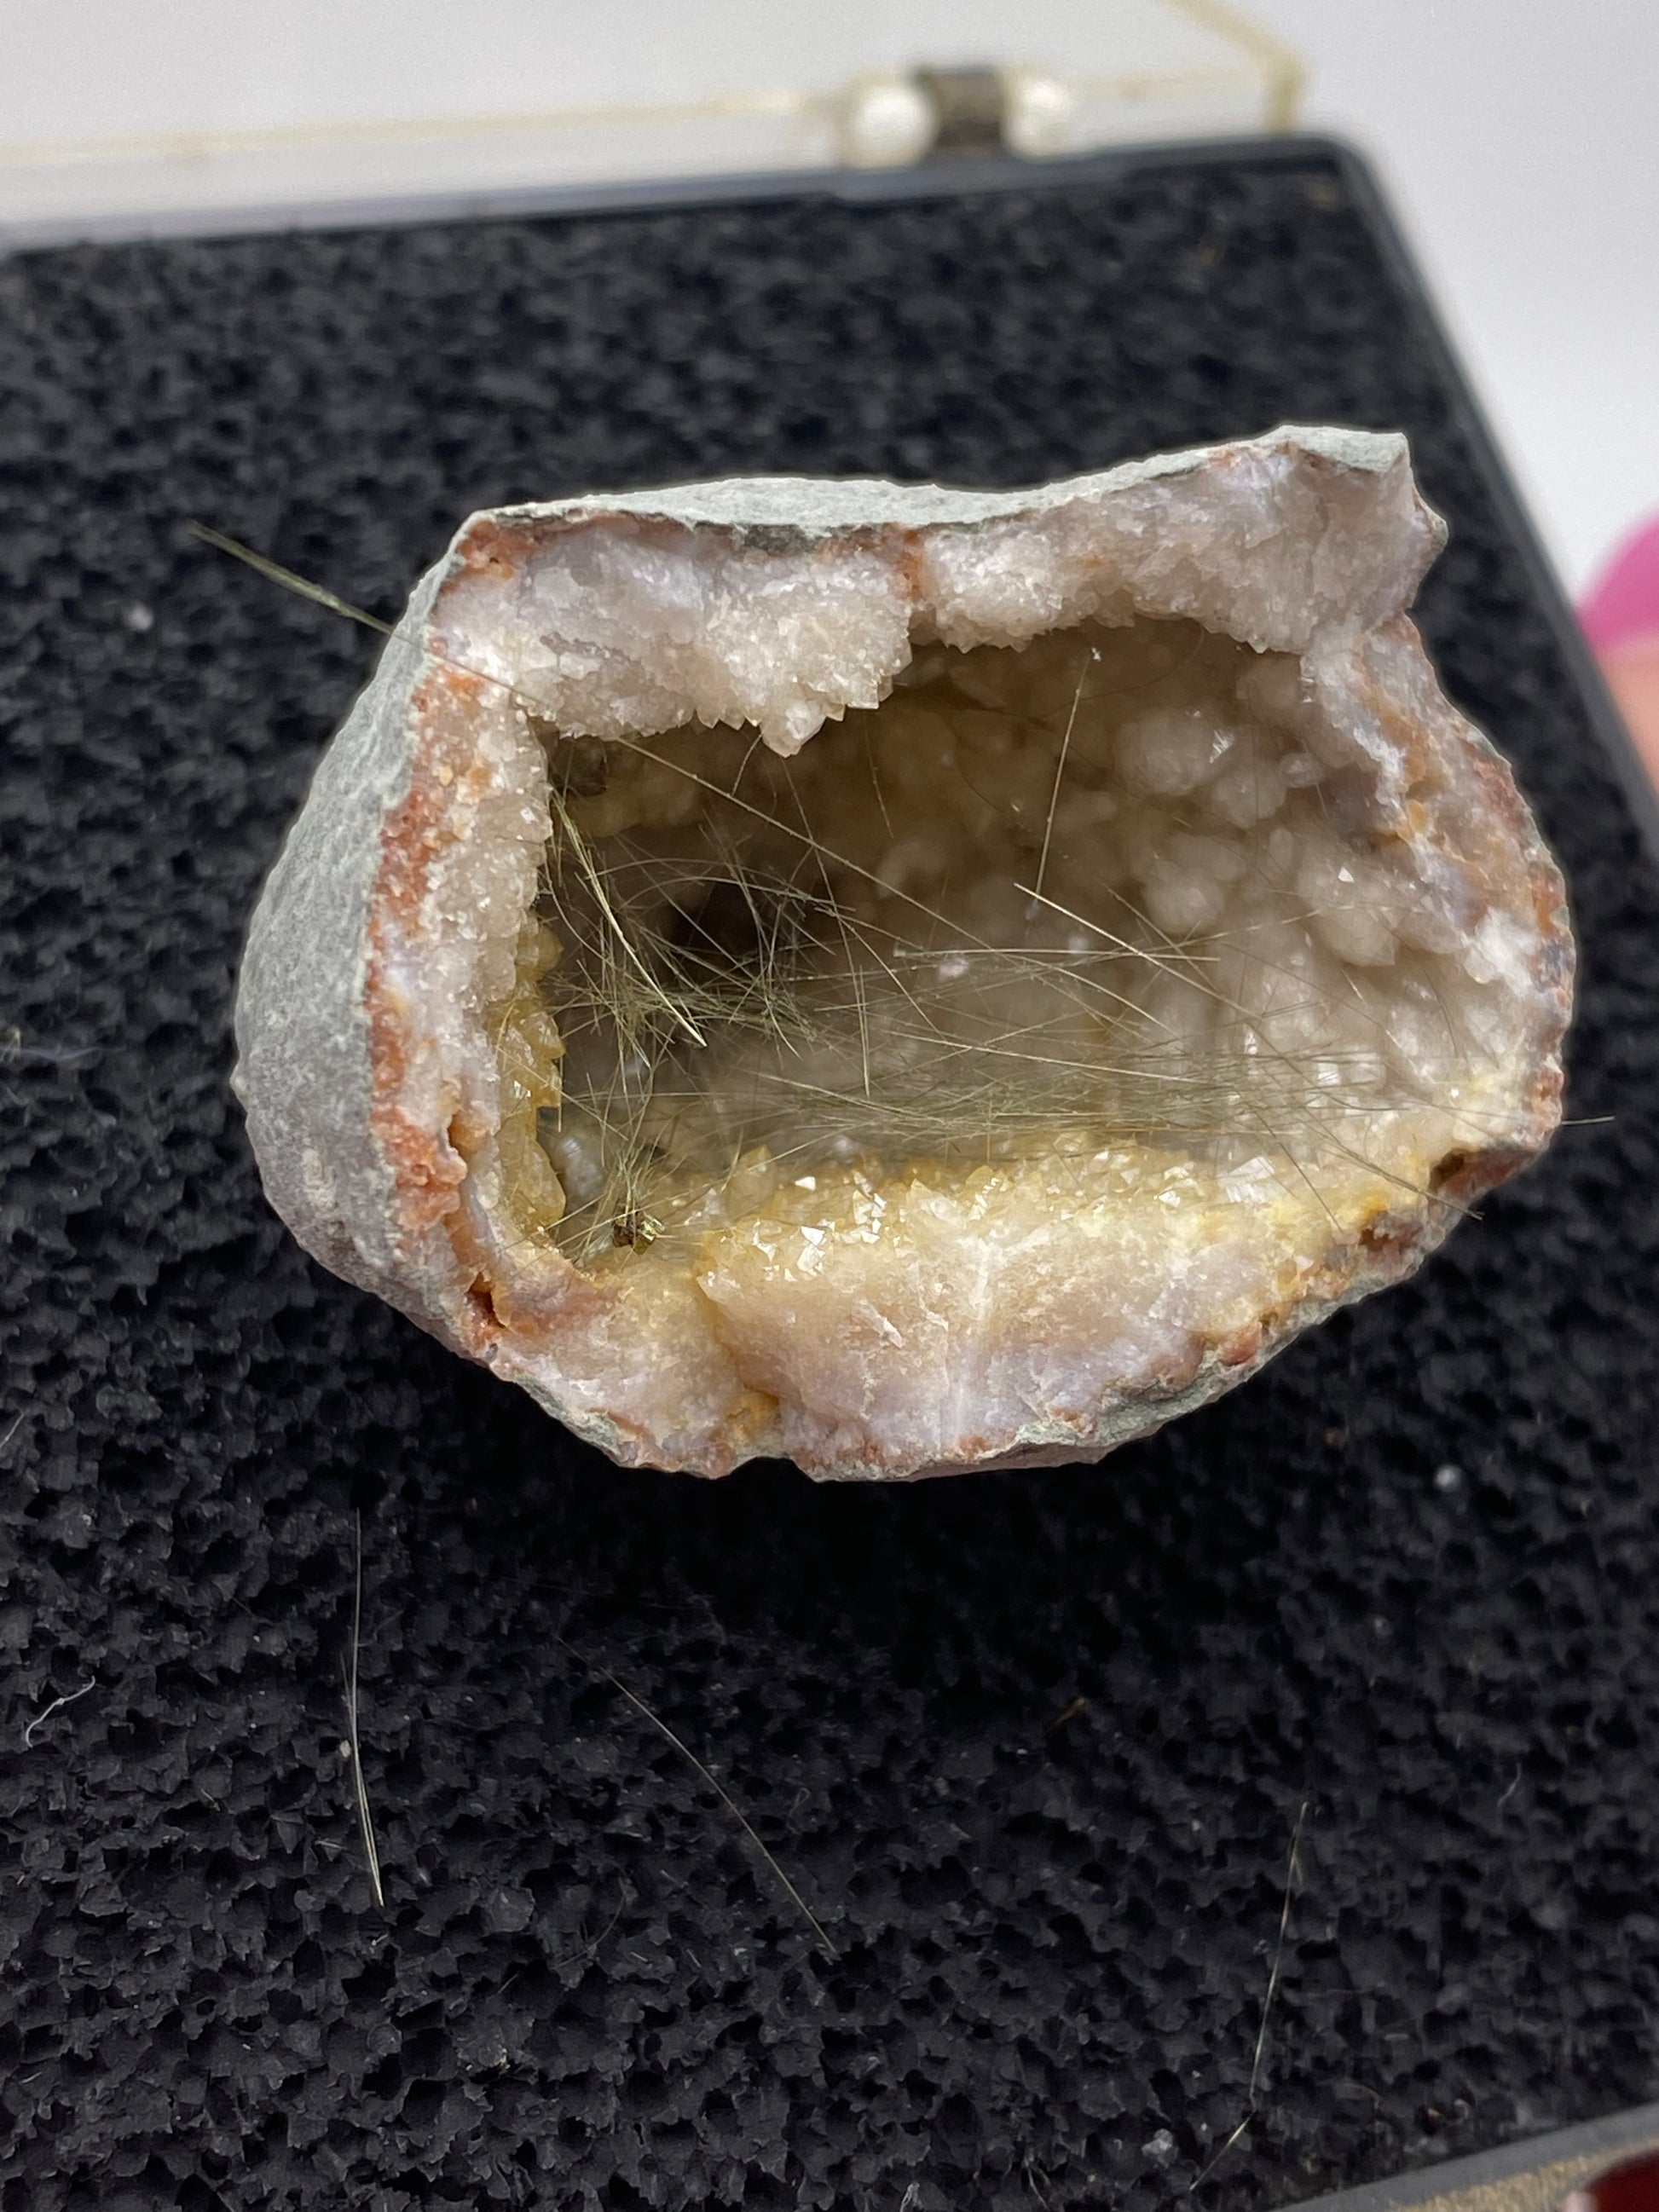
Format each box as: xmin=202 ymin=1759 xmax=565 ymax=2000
xmin=3 ymin=136 xmax=1658 ymax=2212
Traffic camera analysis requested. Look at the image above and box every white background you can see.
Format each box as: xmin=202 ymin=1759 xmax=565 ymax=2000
xmin=1 ymin=0 xmax=1654 ymax=594
xmin=1251 ymin=0 xmax=1659 ymax=598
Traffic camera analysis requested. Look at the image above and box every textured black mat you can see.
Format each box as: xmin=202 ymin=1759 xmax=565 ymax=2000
xmin=3 ymin=139 xmax=1657 ymax=2212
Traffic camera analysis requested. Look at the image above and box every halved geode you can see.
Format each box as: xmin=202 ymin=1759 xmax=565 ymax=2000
xmin=233 ymin=427 xmax=1572 ymax=1480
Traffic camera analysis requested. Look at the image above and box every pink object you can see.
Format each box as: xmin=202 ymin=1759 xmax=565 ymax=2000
xmin=1580 ymin=517 xmax=1659 ymax=655
xmin=1566 ymin=2146 xmax=1659 ymax=2212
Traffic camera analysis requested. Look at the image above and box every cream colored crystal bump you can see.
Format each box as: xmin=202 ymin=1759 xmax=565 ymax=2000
xmin=233 ymin=427 xmax=1573 ymax=1480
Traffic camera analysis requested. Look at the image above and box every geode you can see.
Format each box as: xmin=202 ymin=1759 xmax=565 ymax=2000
xmin=233 ymin=427 xmax=1573 ymax=1480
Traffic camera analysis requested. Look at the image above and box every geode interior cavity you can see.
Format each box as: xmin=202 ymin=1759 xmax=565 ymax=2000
xmin=233 ymin=428 xmax=1573 ymax=1479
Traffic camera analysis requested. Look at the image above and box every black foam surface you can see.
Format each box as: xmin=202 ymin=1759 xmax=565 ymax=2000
xmin=3 ymin=141 xmax=1658 ymax=2212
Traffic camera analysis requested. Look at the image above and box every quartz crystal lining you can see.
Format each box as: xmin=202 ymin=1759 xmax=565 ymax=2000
xmin=493 ymin=617 xmax=1520 ymax=1273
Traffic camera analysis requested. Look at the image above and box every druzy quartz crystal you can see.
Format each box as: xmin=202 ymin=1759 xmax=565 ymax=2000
xmin=233 ymin=428 xmax=1573 ymax=1479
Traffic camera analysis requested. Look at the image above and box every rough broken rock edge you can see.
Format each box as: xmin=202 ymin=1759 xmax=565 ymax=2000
xmin=231 ymin=426 xmax=1574 ymax=1481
